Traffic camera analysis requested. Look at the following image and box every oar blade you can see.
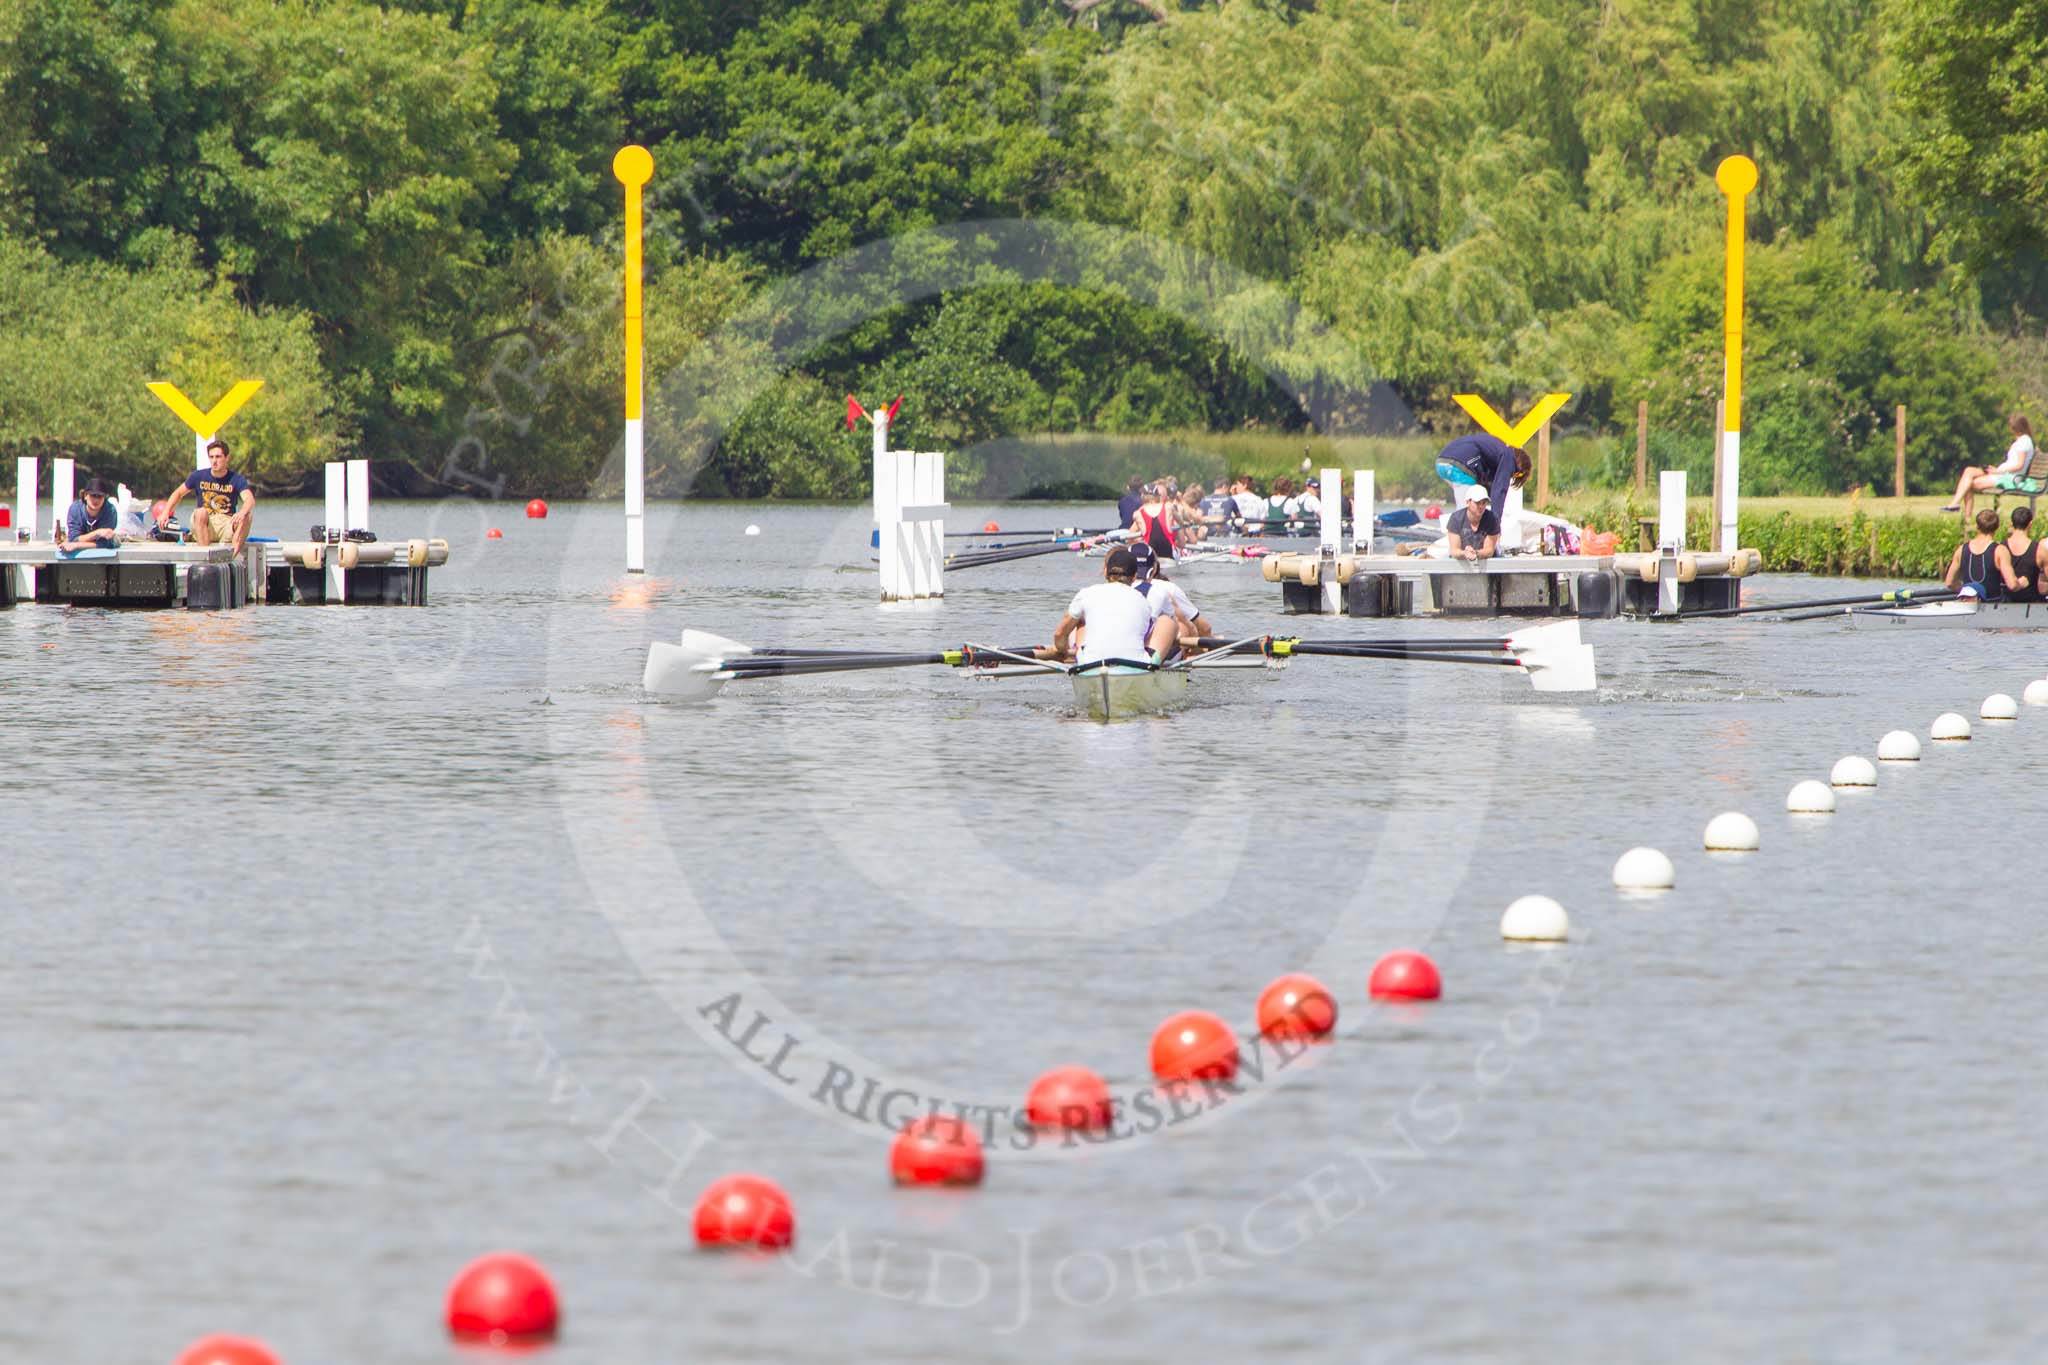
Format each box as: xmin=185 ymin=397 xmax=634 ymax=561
xmin=645 ymin=629 xmax=751 ymax=702
xmin=1503 ymin=621 xmax=1597 ymax=693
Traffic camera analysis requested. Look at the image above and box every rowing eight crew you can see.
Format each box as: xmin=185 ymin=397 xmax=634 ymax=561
xmin=1040 ymin=545 xmax=1216 ymax=667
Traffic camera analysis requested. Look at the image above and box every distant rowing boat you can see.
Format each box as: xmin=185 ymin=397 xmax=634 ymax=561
xmin=642 ymin=621 xmax=1597 ymax=719
xmin=1846 ymin=598 xmax=2048 ymax=630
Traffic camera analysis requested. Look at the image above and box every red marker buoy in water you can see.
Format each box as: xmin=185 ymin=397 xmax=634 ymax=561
xmin=526 ymin=498 xmax=548 ymax=519
xmin=1369 ymin=950 xmax=1442 ymax=1000
xmin=173 ymin=1337 xmax=280 ymax=1365
xmin=1149 ymin=1010 xmax=1239 ymax=1081
xmin=485 ymin=528 xmax=503 ymax=540
xmin=444 ymin=1251 xmax=560 ymax=1344
xmin=693 ymin=1173 xmax=796 ymax=1249
xmin=1257 ymin=973 xmax=1338 ymax=1039
xmin=982 ymin=520 xmax=1000 ymax=533
xmin=890 ymin=1115 xmax=985 ymax=1185
xmin=1424 ymin=504 xmax=1443 ymax=520
xmin=1026 ymin=1065 xmax=1113 ymax=1131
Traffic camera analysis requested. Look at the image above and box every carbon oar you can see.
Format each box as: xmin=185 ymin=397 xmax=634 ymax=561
xmin=947 ymin=537 xmax=1104 ymax=570
xmin=1679 ymin=586 xmax=1955 ymax=619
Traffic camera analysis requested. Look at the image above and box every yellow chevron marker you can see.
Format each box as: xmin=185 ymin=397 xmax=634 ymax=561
xmin=1451 ymin=392 xmax=1572 ymax=447
xmin=146 ymin=379 xmax=264 ymax=435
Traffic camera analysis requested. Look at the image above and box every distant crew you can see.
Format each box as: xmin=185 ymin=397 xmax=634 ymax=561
xmin=1116 ymin=475 xmax=1146 ymax=529
xmin=1434 ymin=432 xmax=1530 ymax=514
xmin=1043 ymin=547 xmax=1181 ymax=665
xmin=1946 ymin=508 xmax=2023 ymax=602
xmin=1444 ymin=489 xmax=1501 ymax=561
xmin=2006 ymin=507 xmax=2045 ymax=603
xmin=1129 ymin=483 xmax=1178 ymax=560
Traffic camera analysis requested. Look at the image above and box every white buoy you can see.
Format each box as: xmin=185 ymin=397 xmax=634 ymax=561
xmin=1877 ymin=730 xmax=1921 ymax=761
xmin=1981 ymin=693 xmax=2018 ymax=721
xmin=1611 ymin=847 xmax=1676 ymax=891
xmin=744 ymin=524 xmax=761 ymax=537
xmin=1500 ymin=894 xmax=1569 ymax=942
xmin=2024 ymin=679 xmax=2048 ymax=706
xmin=1829 ymin=755 xmax=1877 ymax=788
xmin=1931 ymin=712 xmax=1971 ymax=741
xmin=1786 ymin=779 xmax=1836 ymax=814
xmin=1704 ymin=811 xmax=1760 ymax=851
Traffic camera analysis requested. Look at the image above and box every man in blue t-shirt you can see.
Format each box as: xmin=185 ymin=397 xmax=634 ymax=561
xmin=158 ymin=438 xmax=256 ymax=551
xmin=56 ymin=477 xmax=120 ymax=551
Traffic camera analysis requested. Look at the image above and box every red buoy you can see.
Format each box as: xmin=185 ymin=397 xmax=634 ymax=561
xmin=1026 ymin=1065 xmax=1113 ymax=1131
xmin=485 ymin=528 xmax=504 ymax=540
xmin=693 ymin=1173 xmax=796 ymax=1249
xmin=890 ymin=1115 xmax=985 ymax=1186
xmin=173 ymin=1337 xmax=280 ymax=1365
xmin=1424 ymin=504 xmax=1443 ymax=520
xmin=1369 ymin=950 xmax=1442 ymax=1000
xmin=1257 ymin=973 xmax=1337 ymax=1039
xmin=1149 ymin=1010 xmax=1239 ymax=1082
xmin=444 ymin=1251 xmax=560 ymax=1344
xmin=981 ymin=520 xmax=1000 ymax=533
xmin=526 ymin=498 xmax=548 ymax=519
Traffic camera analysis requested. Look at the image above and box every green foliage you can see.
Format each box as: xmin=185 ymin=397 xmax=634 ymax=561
xmin=0 ymin=235 xmax=334 ymax=489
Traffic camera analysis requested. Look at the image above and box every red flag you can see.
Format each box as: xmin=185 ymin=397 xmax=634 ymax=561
xmin=846 ymin=394 xmax=866 ymax=431
xmin=884 ymin=396 xmax=902 ymax=424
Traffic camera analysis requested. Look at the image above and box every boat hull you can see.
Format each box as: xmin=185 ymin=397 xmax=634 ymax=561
xmin=1068 ymin=663 xmax=1190 ymax=720
xmin=1848 ymin=600 xmax=2048 ymax=630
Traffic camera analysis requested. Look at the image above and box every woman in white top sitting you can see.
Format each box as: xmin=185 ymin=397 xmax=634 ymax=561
xmin=1942 ymin=415 xmax=2037 ymax=518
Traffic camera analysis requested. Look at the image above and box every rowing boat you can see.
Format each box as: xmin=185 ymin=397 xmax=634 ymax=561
xmin=1846 ymin=599 xmax=2048 ymax=630
xmin=643 ymin=620 xmax=1596 ymax=715
xmin=1067 ymin=659 xmax=1191 ymax=720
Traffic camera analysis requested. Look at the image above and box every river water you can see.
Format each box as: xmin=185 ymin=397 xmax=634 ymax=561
xmin=3 ymin=500 xmax=2042 ymax=1363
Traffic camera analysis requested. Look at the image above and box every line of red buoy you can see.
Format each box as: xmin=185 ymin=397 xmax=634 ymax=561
xmin=177 ymin=951 xmax=1438 ymax=1358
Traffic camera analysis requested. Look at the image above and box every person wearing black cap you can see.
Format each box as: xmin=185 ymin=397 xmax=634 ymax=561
xmin=56 ymin=477 xmax=119 ymax=551
xmin=1443 ymin=488 xmax=1501 ymax=561
xmin=1042 ymin=546 xmax=1181 ymax=665
xmin=1129 ymin=541 xmax=1214 ymax=656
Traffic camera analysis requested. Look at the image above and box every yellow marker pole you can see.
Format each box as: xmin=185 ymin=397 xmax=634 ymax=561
xmin=146 ymin=379 xmax=264 ymax=469
xmin=1715 ymin=155 xmax=1757 ymax=554
xmin=613 ymin=145 xmax=654 ymax=574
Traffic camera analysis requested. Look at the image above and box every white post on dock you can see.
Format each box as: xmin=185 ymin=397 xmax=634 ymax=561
xmin=345 ymin=459 xmax=371 ymax=536
xmin=1657 ymin=469 xmax=1687 ymax=616
xmin=195 ymin=432 xmax=208 ymax=472
xmin=324 ymin=461 xmax=347 ymax=604
xmin=911 ymin=449 xmax=944 ymax=600
xmin=1353 ymin=470 xmax=1375 ymax=557
xmin=51 ymin=459 xmax=74 ymax=536
xmin=13 ymin=456 xmax=35 ymax=600
xmin=868 ymin=399 xmax=947 ymax=603
xmin=1318 ymin=466 xmax=1343 ymax=614
xmin=873 ymin=406 xmax=902 ymax=601
xmin=1502 ymin=484 xmax=1525 ymax=555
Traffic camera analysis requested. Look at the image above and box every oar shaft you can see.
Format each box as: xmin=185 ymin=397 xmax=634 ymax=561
xmin=1681 ymin=587 xmax=1953 ymax=619
xmin=1284 ymin=644 xmax=1520 ymax=666
xmin=721 ymin=653 xmax=954 ymax=677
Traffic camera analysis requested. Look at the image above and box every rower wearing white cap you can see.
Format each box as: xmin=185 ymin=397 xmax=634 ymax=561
xmin=1444 ymin=489 xmax=1501 ymax=562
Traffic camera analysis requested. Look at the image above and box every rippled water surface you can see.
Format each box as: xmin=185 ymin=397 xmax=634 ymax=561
xmin=4 ymin=500 xmax=2044 ymax=1363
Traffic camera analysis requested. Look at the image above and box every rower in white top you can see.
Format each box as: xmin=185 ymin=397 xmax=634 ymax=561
xmin=1043 ymin=546 xmax=1180 ymax=664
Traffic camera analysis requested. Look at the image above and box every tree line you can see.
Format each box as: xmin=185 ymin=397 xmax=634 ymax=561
xmin=0 ymin=0 xmax=2041 ymax=498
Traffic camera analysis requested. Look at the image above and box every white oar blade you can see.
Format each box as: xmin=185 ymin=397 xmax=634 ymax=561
xmin=1522 ymin=643 xmax=1598 ymax=693
xmin=644 ymin=633 xmax=743 ymax=702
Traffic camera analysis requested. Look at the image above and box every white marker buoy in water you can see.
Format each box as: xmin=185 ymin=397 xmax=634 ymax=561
xmin=1877 ymin=730 xmax=1921 ymax=761
xmin=1612 ymin=847 xmax=1676 ymax=890
xmin=1981 ymin=693 xmax=2018 ymax=721
xmin=1704 ymin=811 xmax=1760 ymax=851
xmin=1931 ymin=712 xmax=1971 ymax=741
xmin=1786 ymin=780 xmax=1835 ymax=814
xmin=2024 ymin=679 xmax=2048 ymax=706
xmin=744 ymin=524 xmax=761 ymax=537
xmin=1830 ymin=756 xmax=1877 ymax=788
xmin=1500 ymin=895 xmax=1569 ymax=941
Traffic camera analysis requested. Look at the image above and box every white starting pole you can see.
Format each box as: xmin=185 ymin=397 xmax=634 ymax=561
xmin=51 ymin=459 xmax=74 ymax=537
xmin=868 ymin=400 xmax=947 ymax=603
xmin=324 ymin=462 xmax=348 ymax=604
xmin=1352 ymin=470 xmax=1375 ymax=557
xmin=1657 ymin=469 xmax=1687 ymax=617
xmin=14 ymin=456 xmax=36 ymax=600
xmin=1317 ymin=466 xmax=1343 ymax=614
